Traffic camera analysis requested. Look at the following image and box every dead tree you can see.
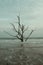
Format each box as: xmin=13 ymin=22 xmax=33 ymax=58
xmin=5 ymin=16 xmax=34 ymax=42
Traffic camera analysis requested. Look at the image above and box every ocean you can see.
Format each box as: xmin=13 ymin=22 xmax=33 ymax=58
xmin=0 ymin=39 xmax=43 ymax=48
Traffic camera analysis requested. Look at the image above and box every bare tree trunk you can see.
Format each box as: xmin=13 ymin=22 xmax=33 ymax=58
xmin=21 ymin=38 xmax=23 ymax=42
xmin=21 ymin=35 xmax=24 ymax=42
xmin=21 ymin=25 xmax=24 ymax=42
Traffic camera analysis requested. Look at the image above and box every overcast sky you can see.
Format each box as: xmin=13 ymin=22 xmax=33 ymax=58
xmin=0 ymin=0 xmax=43 ymax=31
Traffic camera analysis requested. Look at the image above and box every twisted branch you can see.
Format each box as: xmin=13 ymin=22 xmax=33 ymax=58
xmin=4 ymin=31 xmax=17 ymax=38
xmin=25 ymin=30 xmax=34 ymax=41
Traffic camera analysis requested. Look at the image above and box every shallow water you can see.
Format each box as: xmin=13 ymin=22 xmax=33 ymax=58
xmin=0 ymin=39 xmax=43 ymax=48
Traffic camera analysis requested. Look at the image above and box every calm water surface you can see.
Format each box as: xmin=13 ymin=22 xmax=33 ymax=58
xmin=0 ymin=39 xmax=43 ymax=48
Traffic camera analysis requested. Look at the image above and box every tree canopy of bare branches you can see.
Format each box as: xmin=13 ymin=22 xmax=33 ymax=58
xmin=5 ymin=16 xmax=34 ymax=42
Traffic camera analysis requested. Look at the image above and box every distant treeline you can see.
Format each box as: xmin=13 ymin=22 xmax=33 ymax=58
xmin=0 ymin=37 xmax=43 ymax=40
